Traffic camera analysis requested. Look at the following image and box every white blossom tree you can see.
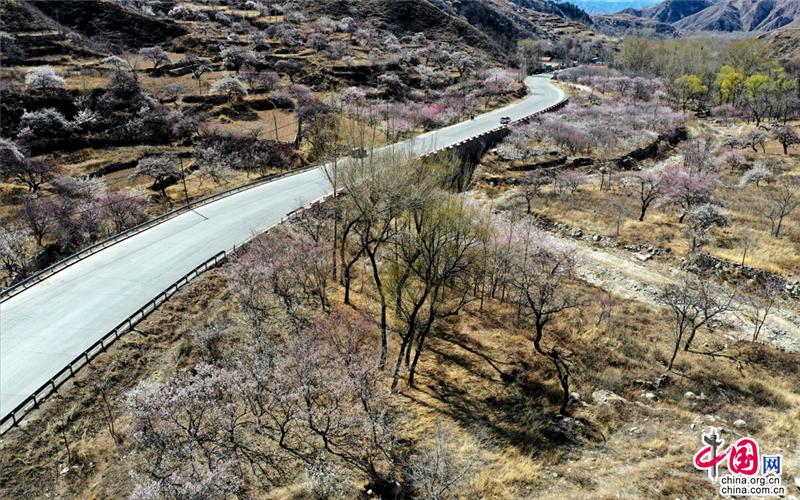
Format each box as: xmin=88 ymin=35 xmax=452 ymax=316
xmin=25 ymin=66 xmax=66 ymax=95
xmin=132 ymin=155 xmax=180 ymax=202
xmin=210 ymin=73 xmax=248 ymax=101
xmin=738 ymin=163 xmax=773 ymax=187
xmin=139 ymin=45 xmax=170 ymax=71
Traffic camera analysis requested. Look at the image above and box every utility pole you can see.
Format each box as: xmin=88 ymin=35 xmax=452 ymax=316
xmin=180 ymin=156 xmax=207 ymax=220
xmin=179 ymin=156 xmax=190 ymax=208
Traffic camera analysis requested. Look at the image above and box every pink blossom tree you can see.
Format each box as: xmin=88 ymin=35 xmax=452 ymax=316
xmin=0 ymin=225 xmax=35 ymax=284
xmin=660 ymin=168 xmax=714 ymax=222
xmin=227 ymin=226 xmax=329 ymax=331
xmin=132 ymin=155 xmax=181 ymax=202
xmin=0 ymin=138 xmax=61 ymax=193
xmin=99 ymin=190 xmax=150 ymax=233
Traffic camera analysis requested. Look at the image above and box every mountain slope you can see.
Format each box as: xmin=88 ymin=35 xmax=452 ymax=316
xmin=600 ymin=0 xmax=800 ymax=33
xmin=760 ymin=21 xmax=800 ymax=59
xmin=27 ymin=0 xmax=187 ymax=49
xmin=673 ymin=0 xmax=800 ymax=32
xmin=592 ymin=12 xmax=679 ymax=36
xmin=305 ymin=0 xmax=596 ymax=62
xmin=625 ymin=0 xmax=716 ymax=23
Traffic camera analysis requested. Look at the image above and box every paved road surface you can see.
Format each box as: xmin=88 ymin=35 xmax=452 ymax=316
xmin=0 ymin=76 xmax=564 ymax=418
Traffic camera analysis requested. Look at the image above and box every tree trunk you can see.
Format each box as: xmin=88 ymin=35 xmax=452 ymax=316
xmin=367 ymin=249 xmax=388 ymax=369
xmin=343 ymin=265 xmax=352 ymax=305
xmin=668 ymin=336 xmax=681 ymax=370
xmin=552 ymin=354 xmax=570 ymax=415
xmin=390 ymin=334 xmax=413 ymax=392
xmin=683 ymin=327 xmax=698 ymax=352
xmin=774 ymin=216 xmax=784 ymax=238
xmin=407 ymin=312 xmax=436 ymax=388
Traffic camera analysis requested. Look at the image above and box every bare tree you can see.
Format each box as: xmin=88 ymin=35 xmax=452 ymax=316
xmin=627 ymin=170 xmax=663 ymax=221
xmin=407 ymin=423 xmax=477 ymax=499
xmin=743 ymin=129 xmax=767 ymax=153
xmin=595 ymin=292 xmax=616 ymax=327
xmin=388 ymin=193 xmax=485 ymax=390
xmin=86 ymin=367 xmax=121 ymax=444
xmin=773 ymin=126 xmax=800 ymax=155
xmin=517 ymin=170 xmax=549 ymax=215
xmin=758 ymin=181 xmax=799 ymax=237
xmin=180 ymin=54 xmax=209 ymax=91
xmin=512 ymin=224 xmax=579 ymax=414
xmin=659 ymin=273 xmax=736 ymax=370
xmin=738 ymin=228 xmax=759 ymax=267
xmin=744 ymin=279 xmax=780 ymax=342
xmin=682 ymin=133 xmax=715 ymax=174
xmin=335 ymin=152 xmax=431 ymax=367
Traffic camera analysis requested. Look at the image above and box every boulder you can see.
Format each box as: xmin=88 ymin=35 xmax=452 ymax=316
xmin=592 ymin=389 xmax=627 ymax=405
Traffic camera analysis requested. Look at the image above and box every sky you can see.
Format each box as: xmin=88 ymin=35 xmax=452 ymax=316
xmin=559 ymin=0 xmax=664 ymax=14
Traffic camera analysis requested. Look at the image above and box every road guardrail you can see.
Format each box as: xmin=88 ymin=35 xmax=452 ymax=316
xmin=0 ymin=164 xmax=320 ymax=303
xmin=0 ymin=250 xmax=229 ymax=435
xmin=0 ymin=91 xmax=569 ymax=434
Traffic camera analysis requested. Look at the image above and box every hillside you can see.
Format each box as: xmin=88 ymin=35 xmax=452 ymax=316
xmin=560 ymin=0 xmax=662 ymax=14
xmin=600 ymin=0 xmax=800 ymax=33
xmin=761 ymin=21 xmax=800 ymax=59
xmin=622 ymin=0 xmax=715 ymax=23
xmin=2 ymin=1 xmax=798 ymax=499
xmin=592 ymin=12 xmax=679 ymax=36
xmin=674 ymin=0 xmax=800 ymax=31
xmin=305 ymin=0 xmax=596 ymax=60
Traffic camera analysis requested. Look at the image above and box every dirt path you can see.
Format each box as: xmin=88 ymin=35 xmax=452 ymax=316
xmin=552 ymin=234 xmax=800 ymax=353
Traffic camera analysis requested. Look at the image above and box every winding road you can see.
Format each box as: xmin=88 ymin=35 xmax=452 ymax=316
xmin=0 ymin=75 xmax=565 ymax=419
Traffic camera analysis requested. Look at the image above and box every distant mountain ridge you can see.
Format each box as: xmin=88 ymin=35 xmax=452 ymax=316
xmin=621 ymin=0 xmax=715 ymax=23
xmin=598 ymin=0 xmax=800 ymax=33
xmin=674 ymin=0 xmax=800 ymax=32
xmin=560 ymin=0 xmax=662 ymax=14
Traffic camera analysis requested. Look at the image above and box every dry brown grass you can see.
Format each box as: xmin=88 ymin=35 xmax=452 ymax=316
xmin=0 ymin=270 xmax=235 ymax=498
xmin=478 ymin=121 xmax=800 ymax=278
xmin=1 ymin=235 xmax=798 ymax=499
